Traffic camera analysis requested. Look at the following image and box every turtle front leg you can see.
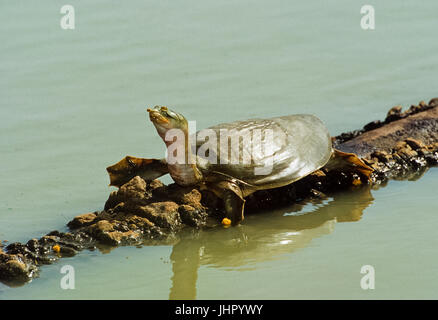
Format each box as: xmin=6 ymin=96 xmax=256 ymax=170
xmin=106 ymin=156 xmax=168 ymax=188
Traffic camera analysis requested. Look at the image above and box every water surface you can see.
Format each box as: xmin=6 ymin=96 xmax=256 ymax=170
xmin=1 ymin=0 xmax=437 ymax=299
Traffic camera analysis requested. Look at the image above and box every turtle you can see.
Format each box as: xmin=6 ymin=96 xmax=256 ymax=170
xmin=107 ymin=106 xmax=373 ymax=225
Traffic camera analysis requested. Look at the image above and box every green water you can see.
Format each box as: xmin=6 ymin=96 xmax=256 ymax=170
xmin=1 ymin=1 xmax=437 ymax=299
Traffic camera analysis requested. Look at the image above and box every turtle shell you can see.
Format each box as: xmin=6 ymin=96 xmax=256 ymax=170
xmin=194 ymin=114 xmax=332 ymax=189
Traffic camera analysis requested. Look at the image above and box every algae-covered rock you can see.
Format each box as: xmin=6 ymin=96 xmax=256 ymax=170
xmin=104 ymin=176 xmax=149 ymax=210
xmin=136 ymin=202 xmax=182 ymax=230
xmin=178 ymin=204 xmax=208 ymax=228
xmin=0 ymin=250 xmax=37 ymax=286
xmin=67 ymin=212 xmax=98 ymax=229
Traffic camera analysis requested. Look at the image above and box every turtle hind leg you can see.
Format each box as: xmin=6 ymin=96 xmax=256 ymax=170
xmin=328 ymin=149 xmax=374 ymax=180
xmin=205 ymin=179 xmax=247 ymax=226
xmin=106 ymin=156 xmax=168 ymax=188
xmin=223 ymin=190 xmax=246 ymax=226
xmin=212 ymin=180 xmax=246 ymax=225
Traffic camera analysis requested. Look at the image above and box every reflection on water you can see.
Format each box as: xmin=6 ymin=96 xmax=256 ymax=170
xmin=169 ymin=186 xmax=374 ymax=299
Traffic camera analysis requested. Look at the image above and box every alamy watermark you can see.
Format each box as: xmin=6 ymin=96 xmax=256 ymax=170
xmin=59 ymin=5 xmax=376 ymax=32
xmin=59 ymin=4 xmax=375 ymax=31
xmin=360 ymin=264 xmax=375 ymax=290
xmin=360 ymin=5 xmax=375 ymax=30
xmin=60 ymin=5 xmax=75 ymax=30
xmin=60 ymin=264 xmax=75 ymax=290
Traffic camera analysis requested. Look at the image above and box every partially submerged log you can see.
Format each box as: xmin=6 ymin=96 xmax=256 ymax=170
xmin=1 ymin=98 xmax=437 ymax=287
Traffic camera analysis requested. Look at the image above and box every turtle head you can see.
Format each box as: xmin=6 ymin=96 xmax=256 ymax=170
xmin=147 ymin=106 xmax=203 ymax=185
xmin=147 ymin=106 xmax=187 ymax=137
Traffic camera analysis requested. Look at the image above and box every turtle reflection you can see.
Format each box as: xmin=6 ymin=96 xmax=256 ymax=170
xmin=169 ymin=186 xmax=374 ymax=299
